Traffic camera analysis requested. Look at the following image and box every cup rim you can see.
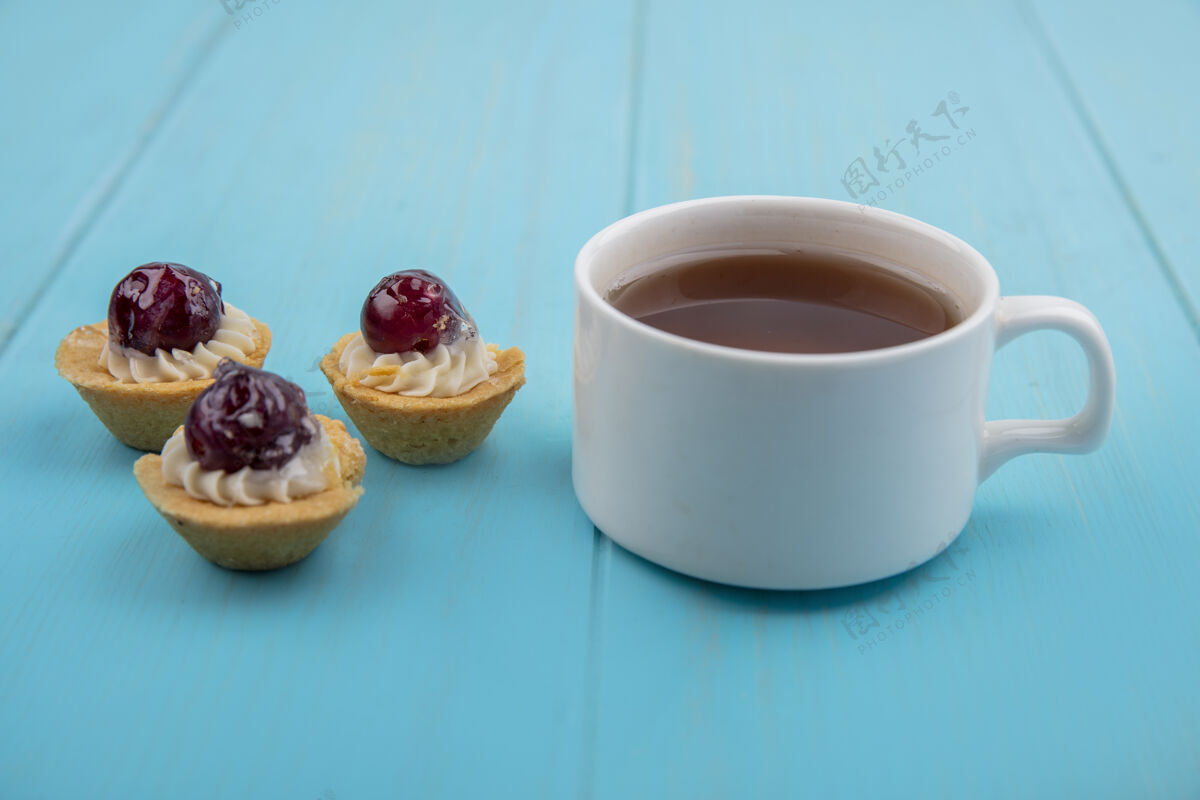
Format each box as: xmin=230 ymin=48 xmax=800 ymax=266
xmin=575 ymin=195 xmax=1000 ymax=365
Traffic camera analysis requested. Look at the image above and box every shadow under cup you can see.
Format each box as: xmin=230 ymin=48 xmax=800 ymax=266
xmin=572 ymin=196 xmax=1002 ymax=590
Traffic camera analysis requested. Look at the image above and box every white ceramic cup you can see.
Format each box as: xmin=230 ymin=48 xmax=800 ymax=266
xmin=572 ymin=196 xmax=1115 ymax=590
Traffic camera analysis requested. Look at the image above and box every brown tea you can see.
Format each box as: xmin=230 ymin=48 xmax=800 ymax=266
xmin=605 ymin=248 xmax=962 ymax=354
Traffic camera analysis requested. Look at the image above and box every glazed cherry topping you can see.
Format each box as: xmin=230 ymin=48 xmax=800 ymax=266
xmin=360 ymin=269 xmax=474 ymax=354
xmin=107 ymin=262 xmax=224 ymax=355
xmin=184 ymin=360 xmax=317 ymax=472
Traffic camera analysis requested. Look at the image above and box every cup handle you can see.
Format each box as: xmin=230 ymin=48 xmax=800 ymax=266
xmin=979 ymin=295 xmax=1116 ymax=481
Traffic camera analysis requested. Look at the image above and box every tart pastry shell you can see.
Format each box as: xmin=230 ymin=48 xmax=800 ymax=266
xmin=320 ymin=333 xmax=525 ymax=465
xmin=55 ymin=319 xmax=272 ymax=452
xmin=134 ymin=415 xmax=365 ymax=571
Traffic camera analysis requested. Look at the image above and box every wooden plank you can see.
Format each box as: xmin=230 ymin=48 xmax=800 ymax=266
xmin=586 ymin=0 xmax=1200 ymax=797
xmin=1028 ymin=0 xmax=1200 ymax=338
xmin=0 ymin=2 xmax=224 ymax=349
xmin=0 ymin=2 xmax=635 ymax=797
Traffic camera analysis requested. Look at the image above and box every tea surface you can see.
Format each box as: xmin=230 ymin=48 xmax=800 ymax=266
xmin=606 ymin=249 xmax=961 ymax=354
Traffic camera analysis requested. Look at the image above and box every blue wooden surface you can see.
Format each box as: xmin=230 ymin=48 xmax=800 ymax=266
xmin=2 ymin=1 xmax=1197 ymax=797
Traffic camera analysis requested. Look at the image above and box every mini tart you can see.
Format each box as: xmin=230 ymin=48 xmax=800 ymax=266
xmin=321 ymin=332 xmax=525 ymax=465
xmin=134 ymin=415 xmax=365 ymax=571
xmin=55 ymin=319 xmax=272 ymax=452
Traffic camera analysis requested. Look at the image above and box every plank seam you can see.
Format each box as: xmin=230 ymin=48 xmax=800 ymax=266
xmin=579 ymin=3 xmax=647 ymax=796
xmin=620 ymin=0 xmax=648 ymax=218
xmin=1019 ymin=0 xmax=1200 ymax=343
xmin=578 ymin=529 xmax=612 ymax=800
xmin=0 ymin=12 xmax=230 ymax=358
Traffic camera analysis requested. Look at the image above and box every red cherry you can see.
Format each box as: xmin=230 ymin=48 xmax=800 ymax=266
xmin=108 ymin=263 xmax=223 ymax=355
xmin=184 ymin=360 xmax=317 ymax=472
xmin=360 ymin=269 xmax=474 ymax=354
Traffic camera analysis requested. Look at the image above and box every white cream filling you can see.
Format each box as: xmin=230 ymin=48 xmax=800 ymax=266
xmin=99 ymin=303 xmax=257 ymax=383
xmin=338 ymin=333 xmax=498 ymax=397
xmin=160 ymin=423 xmax=340 ymax=507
